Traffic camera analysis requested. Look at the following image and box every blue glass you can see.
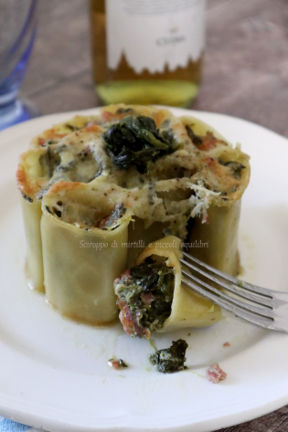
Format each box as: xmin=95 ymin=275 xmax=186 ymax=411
xmin=0 ymin=0 xmax=39 ymax=131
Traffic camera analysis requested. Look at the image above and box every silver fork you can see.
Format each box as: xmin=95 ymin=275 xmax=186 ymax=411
xmin=180 ymin=251 xmax=288 ymax=333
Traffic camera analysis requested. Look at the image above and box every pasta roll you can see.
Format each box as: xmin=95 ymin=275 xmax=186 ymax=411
xmin=41 ymin=182 xmax=132 ymax=325
xmin=189 ymin=202 xmax=241 ymax=275
xmin=17 ymin=147 xmax=48 ymax=291
xmin=181 ymin=115 xmax=250 ymax=274
xmin=16 ymin=104 xmax=250 ymax=328
xmin=115 ymin=236 xmax=222 ymax=338
xmin=17 ymin=123 xmax=104 ymax=291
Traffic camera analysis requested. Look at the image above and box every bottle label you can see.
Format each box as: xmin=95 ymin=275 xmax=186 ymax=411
xmin=106 ymin=0 xmax=205 ymax=74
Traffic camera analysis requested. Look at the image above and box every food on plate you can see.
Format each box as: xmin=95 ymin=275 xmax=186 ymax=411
xmin=207 ymin=363 xmax=227 ymax=383
xmin=16 ymin=118 xmax=103 ymax=292
xmin=103 ymin=114 xmax=179 ymax=173
xmin=149 ymin=339 xmax=188 ymax=373
xmin=108 ymin=358 xmax=128 ymax=370
xmin=115 ymin=236 xmax=222 ymax=337
xmin=30 ymin=114 xmax=101 ymax=148
xmin=41 ymin=182 xmax=132 ymax=324
xmin=17 ymin=104 xmax=250 ymax=326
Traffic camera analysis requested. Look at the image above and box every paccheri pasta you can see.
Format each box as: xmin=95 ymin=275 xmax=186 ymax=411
xmin=17 ymin=104 xmax=250 ymax=327
xmin=115 ymin=236 xmax=222 ymax=337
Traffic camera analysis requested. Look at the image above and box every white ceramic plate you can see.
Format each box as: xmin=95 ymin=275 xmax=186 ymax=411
xmin=0 ymin=108 xmax=288 ymax=432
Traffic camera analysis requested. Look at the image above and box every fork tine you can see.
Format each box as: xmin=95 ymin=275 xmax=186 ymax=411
xmin=181 ymin=267 xmax=274 ymax=319
xmin=180 ymin=255 xmax=273 ymax=308
xmin=182 ymin=251 xmax=273 ymax=300
xmin=181 ymin=275 xmax=276 ymax=331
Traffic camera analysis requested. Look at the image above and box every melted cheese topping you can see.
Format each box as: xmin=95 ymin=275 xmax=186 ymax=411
xmin=18 ymin=104 xmax=250 ymax=239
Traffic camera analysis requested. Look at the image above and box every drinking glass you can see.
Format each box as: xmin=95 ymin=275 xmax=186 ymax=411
xmin=0 ymin=0 xmax=39 ymax=131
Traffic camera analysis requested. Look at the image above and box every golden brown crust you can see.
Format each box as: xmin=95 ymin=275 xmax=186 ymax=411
xmin=16 ymin=164 xmax=28 ymax=194
xmin=47 ymin=180 xmax=85 ymax=196
xmin=17 ymin=104 xmax=250 ymax=239
xmin=34 ymin=130 xmax=66 ymax=147
xmin=82 ymin=124 xmax=102 ymax=133
xmin=30 ymin=115 xmax=99 ymax=148
xmin=17 ymin=151 xmax=46 ymax=198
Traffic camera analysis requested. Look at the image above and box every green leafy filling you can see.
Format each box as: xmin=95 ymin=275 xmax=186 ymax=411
xmin=103 ymin=116 xmax=179 ymax=173
xmin=115 ymin=256 xmax=174 ymax=336
xmin=150 ymin=339 xmax=188 ymax=373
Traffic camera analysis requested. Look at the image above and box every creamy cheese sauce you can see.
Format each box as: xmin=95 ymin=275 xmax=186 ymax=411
xmin=18 ymin=104 xmax=250 ymax=239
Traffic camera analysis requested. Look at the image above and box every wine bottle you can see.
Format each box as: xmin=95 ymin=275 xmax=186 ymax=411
xmin=90 ymin=0 xmax=205 ymax=107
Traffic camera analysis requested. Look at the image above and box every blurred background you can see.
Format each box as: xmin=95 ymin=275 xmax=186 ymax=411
xmin=19 ymin=0 xmax=288 ymax=137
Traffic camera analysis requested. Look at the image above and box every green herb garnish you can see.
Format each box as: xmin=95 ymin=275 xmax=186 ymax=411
xmin=103 ymin=116 xmax=178 ymax=173
xmin=149 ymin=339 xmax=188 ymax=373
